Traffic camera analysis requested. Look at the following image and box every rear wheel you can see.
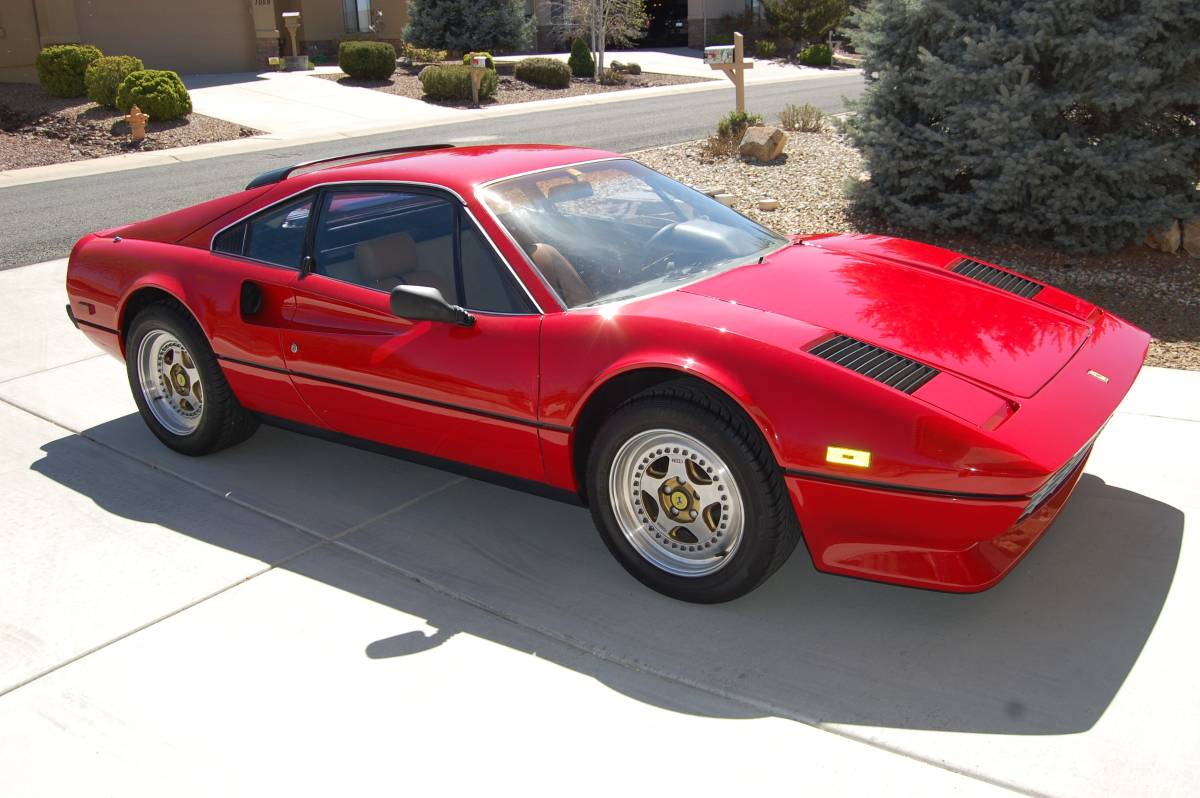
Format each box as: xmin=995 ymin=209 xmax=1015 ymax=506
xmin=126 ymin=302 xmax=257 ymax=456
xmin=587 ymin=384 xmax=802 ymax=603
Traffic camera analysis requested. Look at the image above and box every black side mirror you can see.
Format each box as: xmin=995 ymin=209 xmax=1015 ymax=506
xmin=390 ymin=285 xmax=474 ymax=327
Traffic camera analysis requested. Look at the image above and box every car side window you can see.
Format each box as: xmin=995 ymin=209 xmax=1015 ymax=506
xmin=313 ymin=190 xmax=460 ymax=303
xmin=312 ymin=188 xmax=533 ymax=314
xmin=213 ymin=195 xmax=314 ymax=269
xmin=460 ymin=218 xmax=533 ymax=314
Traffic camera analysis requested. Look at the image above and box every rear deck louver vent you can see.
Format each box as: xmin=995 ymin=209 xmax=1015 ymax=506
xmin=810 ymin=335 xmax=939 ymax=394
xmin=951 ymin=258 xmax=1043 ymax=299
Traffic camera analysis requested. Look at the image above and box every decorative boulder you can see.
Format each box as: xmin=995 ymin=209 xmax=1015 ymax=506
xmin=739 ymin=125 xmax=788 ymax=162
xmin=1183 ymin=217 xmax=1200 ymax=259
xmin=1145 ymin=220 xmax=1181 ymax=253
xmin=757 ymin=199 xmax=781 ymax=211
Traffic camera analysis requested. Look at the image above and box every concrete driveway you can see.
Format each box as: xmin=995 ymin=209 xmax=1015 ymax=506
xmin=1 ymin=259 xmax=1196 ymax=795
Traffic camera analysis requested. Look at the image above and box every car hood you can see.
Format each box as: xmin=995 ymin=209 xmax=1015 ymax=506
xmin=680 ymin=242 xmax=1090 ymax=398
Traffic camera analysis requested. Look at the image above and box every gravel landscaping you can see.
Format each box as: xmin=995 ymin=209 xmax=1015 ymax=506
xmin=318 ymin=68 xmax=709 ymax=107
xmin=0 ymin=83 xmax=258 ymax=171
xmin=634 ymin=131 xmax=1199 ymax=371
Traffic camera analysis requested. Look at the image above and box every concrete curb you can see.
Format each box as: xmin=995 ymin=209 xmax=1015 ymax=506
xmin=0 ymin=69 xmax=859 ymax=190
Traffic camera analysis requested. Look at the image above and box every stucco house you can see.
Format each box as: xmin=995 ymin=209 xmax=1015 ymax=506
xmin=0 ymin=0 xmax=755 ymax=82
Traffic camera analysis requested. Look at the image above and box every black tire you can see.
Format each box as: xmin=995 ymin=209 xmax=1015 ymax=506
xmin=125 ymin=300 xmax=258 ymax=456
xmin=586 ymin=382 xmax=803 ymax=603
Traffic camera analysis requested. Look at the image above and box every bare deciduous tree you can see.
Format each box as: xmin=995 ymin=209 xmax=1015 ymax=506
xmin=548 ymin=0 xmax=648 ymax=78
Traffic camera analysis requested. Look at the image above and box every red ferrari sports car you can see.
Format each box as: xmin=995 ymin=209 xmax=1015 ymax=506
xmin=65 ymin=144 xmax=1148 ymax=602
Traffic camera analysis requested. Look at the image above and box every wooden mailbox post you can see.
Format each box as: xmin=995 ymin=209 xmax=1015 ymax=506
xmin=705 ymin=32 xmax=753 ymax=114
xmin=468 ymin=55 xmax=489 ymax=107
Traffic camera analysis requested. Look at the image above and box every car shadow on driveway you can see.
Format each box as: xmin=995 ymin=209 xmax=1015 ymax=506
xmin=32 ymin=416 xmax=1185 ymax=736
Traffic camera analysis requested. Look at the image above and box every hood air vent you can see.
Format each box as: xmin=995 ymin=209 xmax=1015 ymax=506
xmin=951 ymin=258 xmax=1043 ymax=299
xmin=809 ymin=335 xmax=939 ymax=394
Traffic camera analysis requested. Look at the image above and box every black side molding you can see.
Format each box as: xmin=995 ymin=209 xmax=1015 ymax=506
xmin=67 ymin=303 xmax=119 ymax=335
xmin=257 ymin=414 xmax=586 ymax=507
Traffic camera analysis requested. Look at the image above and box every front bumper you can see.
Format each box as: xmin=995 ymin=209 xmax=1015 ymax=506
xmin=786 ymin=448 xmax=1091 ymax=592
xmin=780 ymin=308 xmax=1146 ymax=591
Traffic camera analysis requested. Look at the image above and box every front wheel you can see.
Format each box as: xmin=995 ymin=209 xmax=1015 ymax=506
xmin=126 ymin=301 xmax=257 ymax=456
xmin=587 ymin=386 xmax=802 ymax=603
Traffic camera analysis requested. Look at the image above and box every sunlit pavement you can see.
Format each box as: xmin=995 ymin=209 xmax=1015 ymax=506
xmin=1 ymin=259 xmax=1196 ymax=796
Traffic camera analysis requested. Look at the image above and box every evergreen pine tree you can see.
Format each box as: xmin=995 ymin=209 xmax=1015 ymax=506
xmin=568 ymin=36 xmax=595 ymax=77
xmin=843 ymin=0 xmax=1200 ymax=253
xmin=405 ymin=0 xmax=533 ymax=53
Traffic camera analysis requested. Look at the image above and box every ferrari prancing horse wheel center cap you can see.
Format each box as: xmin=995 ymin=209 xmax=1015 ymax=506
xmin=169 ymin=363 xmax=191 ymax=395
xmin=659 ymin=476 xmax=700 ymax=523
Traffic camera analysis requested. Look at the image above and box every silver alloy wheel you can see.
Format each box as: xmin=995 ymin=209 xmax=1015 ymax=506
xmin=136 ymin=329 xmax=205 ymax=436
xmin=608 ymin=428 xmax=745 ymax=577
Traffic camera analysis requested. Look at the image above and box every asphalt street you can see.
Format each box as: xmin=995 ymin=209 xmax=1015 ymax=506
xmin=0 ymin=72 xmax=862 ymax=270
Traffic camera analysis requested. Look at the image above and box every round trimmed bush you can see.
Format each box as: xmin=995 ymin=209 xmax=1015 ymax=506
xmin=798 ymin=43 xmax=833 ymax=66
xmin=462 ymin=51 xmax=495 ymax=70
xmin=338 ymin=41 xmax=397 ymax=80
xmin=514 ymin=57 xmax=571 ymax=88
xmin=419 ymin=64 xmax=498 ymax=100
xmin=85 ymin=55 xmax=145 ymax=108
xmin=116 ymin=70 xmax=192 ymax=120
xmin=567 ymin=37 xmax=594 ymax=78
xmin=36 ymin=44 xmax=103 ymax=98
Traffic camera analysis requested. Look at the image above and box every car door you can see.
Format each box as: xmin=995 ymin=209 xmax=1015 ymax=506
xmin=207 ymin=191 xmax=324 ymax=426
xmin=281 ymin=185 xmax=546 ymax=482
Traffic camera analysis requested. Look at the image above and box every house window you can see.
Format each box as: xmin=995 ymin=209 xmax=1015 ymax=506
xmin=343 ymin=0 xmax=373 ymax=32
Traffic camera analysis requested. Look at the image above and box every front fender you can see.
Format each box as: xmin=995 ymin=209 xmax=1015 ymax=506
xmin=538 ymin=290 xmax=1042 ymax=497
xmin=568 ymin=352 xmax=781 ymax=462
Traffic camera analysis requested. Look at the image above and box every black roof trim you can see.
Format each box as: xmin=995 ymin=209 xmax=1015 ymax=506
xmin=245 ymin=144 xmax=456 ymax=190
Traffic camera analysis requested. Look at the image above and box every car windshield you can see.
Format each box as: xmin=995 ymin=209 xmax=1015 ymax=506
xmin=479 ymin=159 xmax=788 ymax=308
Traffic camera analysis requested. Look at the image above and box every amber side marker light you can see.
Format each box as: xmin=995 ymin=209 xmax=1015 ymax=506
xmin=826 ymin=446 xmax=871 ymax=468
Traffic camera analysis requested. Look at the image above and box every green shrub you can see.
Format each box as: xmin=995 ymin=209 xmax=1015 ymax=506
xmin=711 ymin=32 xmax=734 ymax=46
xmin=85 ymin=55 xmax=144 ymax=108
xmin=115 ymin=69 xmax=192 ymax=120
xmin=402 ymin=42 xmax=448 ymax=63
xmin=462 ymin=51 xmax=495 ymax=69
xmin=798 ymin=43 xmax=833 ymax=66
xmin=36 ymin=44 xmax=103 ymax=98
xmin=610 ymin=61 xmax=642 ymax=75
xmin=778 ymin=102 xmax=824 ymax=132
xmin=568 ymin=37 xmax=594 ymax=78
xmin=717 ymin=110 xmax=762 ymax=140
xmin=514 ymin=57 xmax=571 ymax=88
xmin=419 ymin=64 xmax=498 ymax=100
xmin=599 ymin=68 xmax=625 ymax=85
xmin=765 ymin=0 xmax=849 ymax=44
xmin=338 ymin=40 xmax=396 ymax=80
xmin=755 ymin=40 xmax=777 ymax=58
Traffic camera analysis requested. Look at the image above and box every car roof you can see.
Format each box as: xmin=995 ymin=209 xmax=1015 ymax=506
xmin=279 ymin=144 xmax=622 ymax=200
